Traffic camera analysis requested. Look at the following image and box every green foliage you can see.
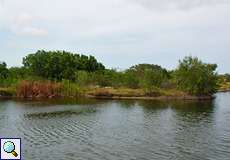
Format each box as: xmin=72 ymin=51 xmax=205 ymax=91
xmin=0 ymin=52 xmax=222 ymax=97
xmin=75 ymin=69 xmax=124 ymax=87
xmin=23 ymin=50 xmax=105 ymax=80
xmin=78 ymin=64 xmax=171 ymax=89
xmin=92 ymin=69 xmax=124 ymax=87
xmin=60 ymin=80 xmax=82 ymax=97
xmin=8 ymin=67 xmax=32 ymax=79
xmin=123 ymin=70 xmax=139 ymax=88
xmin=126 ymin=64 xmax=170 ymax=89
xmin=0 ymin=62 xmax=15 ymax=88
xmin=75 ymin=71 xmax=90 ymax=86
xmin=0 ymin=62 xmax=9 ymax=79
xmin=174 ymin=56 xmax=218 ymax=95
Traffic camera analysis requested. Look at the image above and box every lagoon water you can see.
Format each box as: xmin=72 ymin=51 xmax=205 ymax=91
xmin=0 ymin=92 xmax=230 ymax=160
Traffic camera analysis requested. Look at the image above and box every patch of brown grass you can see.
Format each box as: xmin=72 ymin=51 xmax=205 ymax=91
xmin=86 ymin=87 xmax=188 ymax=98
xmin=87 ymin=87 xmax=146 ymax=97
xmin=161 ymin=88 xmax=187 ymax=97
xmin=219 ymin=82 xmax=230 ymax=91
xmin=16 ymin=80 xmax=62 ymax=98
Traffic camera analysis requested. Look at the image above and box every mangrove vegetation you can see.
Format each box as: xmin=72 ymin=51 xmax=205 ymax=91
xmin=0 ymin=50 xmax=227 ymax=99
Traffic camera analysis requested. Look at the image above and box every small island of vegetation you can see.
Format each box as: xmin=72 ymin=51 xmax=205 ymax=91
xmin=0 ymin=50 xmax=229 ymax=100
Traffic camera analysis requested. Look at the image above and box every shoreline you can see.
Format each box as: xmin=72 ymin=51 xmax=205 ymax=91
xmin=85 ymin=95 xmax=215 ymax=100
xmin=1 ymin=87 xmax=229 ymax=101
xmin=0 ymin=94 xmax=215 ymax=101
xmin=219 ymin=89 xmax=230 ymax=93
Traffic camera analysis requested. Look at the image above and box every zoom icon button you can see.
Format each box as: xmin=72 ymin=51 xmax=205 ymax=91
xmin=1 ymin=138 xmax=21 ymax=160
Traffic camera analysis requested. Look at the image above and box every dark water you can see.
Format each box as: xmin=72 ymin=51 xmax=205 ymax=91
xmin=0 ymin=93 xmax=230 ymax=160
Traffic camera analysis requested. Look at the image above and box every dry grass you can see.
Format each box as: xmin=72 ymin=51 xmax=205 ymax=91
xmin=219 ymin=82 xmax=230 ymax=91
xmin=86 ymin=87 xmax=145 ymax=97
xmin=86 ymin=86 xmax=190 ymax=98
xmin=161 ymin=88 xmax=187 ymax=97
xmin=85 ymin=87 xmax=212 ymax=100
xmin=16 ymin=80 xmax=62 ymax=98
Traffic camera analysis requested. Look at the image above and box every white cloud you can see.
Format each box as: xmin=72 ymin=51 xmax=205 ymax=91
xmin=15 ymin=13 xmax=33 ymax=26
xmin=19 ymin=27 xmax=48 ymax=36
xmin=11 ymin=13 xmax=48 ymax=36
xmin=130 ymin=0 xmax=230 ymax=11
xmin=0 ymin=0 xmax=229 ymax=72
xmin=0 ymin=11 xmax=48 ymax=37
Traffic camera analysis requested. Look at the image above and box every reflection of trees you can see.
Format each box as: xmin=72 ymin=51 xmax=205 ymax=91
xmin=138 ymin=100 xmax=215 ymax=118
xmin=117 ymin=100 xmax=137 ymax=108
xmin=169 ymin=100 xmax=215 ymax=125
xmin=138 ymin=100 xmax=171 ymax=111
xmin=13 ymin=98 xmax=110 ymax=107
xmin=138 ymin=100 xmax=216 ymax=134
xmin=136 ymin=99 xmax=216 ymax=159
xmin=170 ymin=101 xmax=216 ymax=159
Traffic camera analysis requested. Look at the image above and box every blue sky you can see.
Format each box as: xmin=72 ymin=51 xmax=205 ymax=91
xmin=0 ymin=0 xmax=230 ymax=73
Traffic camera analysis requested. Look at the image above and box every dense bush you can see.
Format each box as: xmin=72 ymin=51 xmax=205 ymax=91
xmin=23 ymin=50 xmax=105 ymax=80
xmin=8 ymin=67 xmax=31 ymax=79
xmin=125 ymin=64 xmax=170 ymax=89
xmin=174 ymin=56 xmax=218 ymax=95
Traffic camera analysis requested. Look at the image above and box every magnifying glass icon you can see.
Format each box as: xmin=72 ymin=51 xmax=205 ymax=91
xmin=3 ymin=141 xmax=18 ymax=157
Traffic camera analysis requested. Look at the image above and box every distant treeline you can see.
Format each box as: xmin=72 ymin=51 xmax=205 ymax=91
xmin=0 ymin=50 xmax=224 ymax=96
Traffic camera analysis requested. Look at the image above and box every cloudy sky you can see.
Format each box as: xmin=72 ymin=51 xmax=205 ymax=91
xmin=0 ymin=0 xmax=230 ymax=73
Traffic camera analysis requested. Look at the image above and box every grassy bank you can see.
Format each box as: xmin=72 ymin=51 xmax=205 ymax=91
xmin=0 ymin=80 xmax=215 ymax=100
xmin=85 ymin=87 xmax=214 ymax=100
xmin=219 ymin=82 xmax=230 ymax=92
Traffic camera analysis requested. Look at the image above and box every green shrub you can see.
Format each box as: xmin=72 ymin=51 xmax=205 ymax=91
xmin=174 ymin=56 xmax=218 ymax=95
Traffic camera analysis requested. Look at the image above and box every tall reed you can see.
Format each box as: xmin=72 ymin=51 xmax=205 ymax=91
xmin=17 ymin=80 xmax=62 ymax=98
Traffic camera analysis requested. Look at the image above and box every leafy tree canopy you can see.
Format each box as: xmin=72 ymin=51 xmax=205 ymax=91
xmin=23 ymin=50 xmax=105 ymax=80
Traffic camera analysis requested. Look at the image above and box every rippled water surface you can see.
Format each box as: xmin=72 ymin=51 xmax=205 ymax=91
xmin=0 ymin=93 xmax=230 ymax=160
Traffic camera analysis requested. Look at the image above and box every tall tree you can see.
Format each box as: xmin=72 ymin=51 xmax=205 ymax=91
xmin=23 ymin=50 xmax=105 ymax=80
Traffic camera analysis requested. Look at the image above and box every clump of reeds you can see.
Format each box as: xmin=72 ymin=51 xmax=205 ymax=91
xmin=16 ymin=80 xmax=62 ymax=98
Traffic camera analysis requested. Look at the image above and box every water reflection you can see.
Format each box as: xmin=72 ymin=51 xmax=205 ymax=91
xmin=0 ymin=93 xmax=229 ymax=160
